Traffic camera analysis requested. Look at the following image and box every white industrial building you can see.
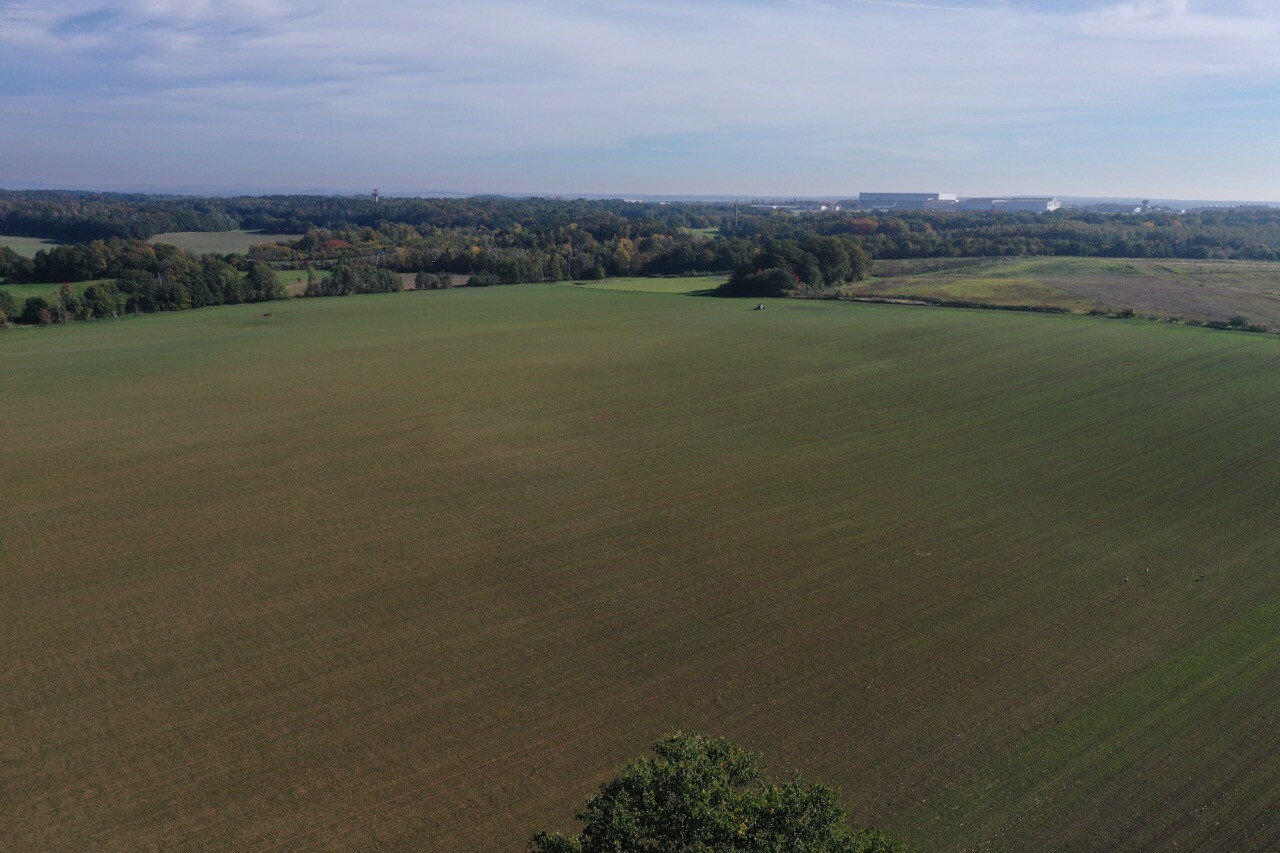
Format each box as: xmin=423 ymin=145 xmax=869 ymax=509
xmin=859 ymin=192 xmax=958 ymax=210
xmin=860 ymin=192 xmax=1060 ymax=213
xmin=1004 ymin=197 xmax=1061 ymax=212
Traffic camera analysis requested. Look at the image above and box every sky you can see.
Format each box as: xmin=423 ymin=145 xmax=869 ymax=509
xmin=3 ymin=0 xmax=1280 ymax=199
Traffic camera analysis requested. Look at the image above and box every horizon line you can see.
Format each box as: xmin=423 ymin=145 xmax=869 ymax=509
xmin=1 ymin=182 xmax=1277 ymax=208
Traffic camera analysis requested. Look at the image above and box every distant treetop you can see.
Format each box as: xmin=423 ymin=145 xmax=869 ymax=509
xmin=528 ymin=732 xmax=904 ymax=853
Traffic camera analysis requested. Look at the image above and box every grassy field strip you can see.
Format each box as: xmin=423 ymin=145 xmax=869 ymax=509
xmin=1031 ymin=619 xmax=1280 ymax=851
xmin=568 ymin=276 xmax=727 ymax=294
xmin=4 ymin=289 xmax=1280 ymax=849
xmin=853 ymin=256 xmax=1280 ymax=326
xmin=901 ymin=597 xmax=1280 ymax=850
xmin=682 ymin=227 xmax=721 ymax=239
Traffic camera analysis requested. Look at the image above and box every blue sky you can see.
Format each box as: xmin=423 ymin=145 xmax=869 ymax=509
xmin=2 ymin=0 xmax=1280 ymax=198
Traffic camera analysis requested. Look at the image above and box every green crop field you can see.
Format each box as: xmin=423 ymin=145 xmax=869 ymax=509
xmin=4 ymin=286 xmax=1279 ymax=851
xmin=148 ymin=229 xmax=298 ymax=255
xmin=571 ymin=274 xmax=726 ymax=293
xmin=0 ymin=234 xmax=62 ymax=258
xmin=847 ymin=256 xmax=1280 ymax=328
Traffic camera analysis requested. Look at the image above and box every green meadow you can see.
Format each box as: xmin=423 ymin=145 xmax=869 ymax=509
xmin=683 ymin=226 xmax=722 ymax=239
xmin=3 ymin=285 xmax=1279 ymax=850
xmin=147 ymin=229 xmax=298 ymax=255
xmin=0 ymin=234 xmax=62 ymax=258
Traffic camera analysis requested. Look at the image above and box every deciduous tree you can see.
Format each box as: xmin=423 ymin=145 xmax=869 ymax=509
xmin=529 ymin=733 xmax=902 ymax=853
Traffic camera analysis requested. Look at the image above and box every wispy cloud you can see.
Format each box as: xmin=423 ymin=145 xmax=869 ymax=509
xmin=1079 ymin=0 xmax=1272 ymax=40
xmin=2 ymin=1 xmax=1280 ymax=196
xmin=843 ymin=0 xmax=991 ymax=12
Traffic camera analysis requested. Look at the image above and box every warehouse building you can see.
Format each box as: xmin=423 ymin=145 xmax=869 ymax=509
xmin=859 ymin=192 xmax=958 ymax=210
xmin=1002 ymin=197 xmax=1061 ymax=212
xmin=860 ymin=192 xmax=1060 ymax=213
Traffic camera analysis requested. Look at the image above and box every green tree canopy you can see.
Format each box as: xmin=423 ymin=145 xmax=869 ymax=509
xmin=715 ymin=267 xmax=799 ymax=298
xmin=529 ymin=732 xmax=902 ymax=853
xmin=0 ymin=246 xmax=34 ymax=280
xmin=20 ymin=296 xmax=54 ymax=325
xmin=245 ymin=261 xmax=286 ymax=302
xmin=415 ymin=270 xmax=452 ymax=290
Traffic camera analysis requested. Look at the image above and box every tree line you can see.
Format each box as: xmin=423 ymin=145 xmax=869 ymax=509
xmin=0 ymin=238 xmax=283 ymax=326
xmin=252 ymin=224 xmax=750 ymax=283
xmin=7 ymin=191 xmax=1280 ymax=267
xmin=10 ymin=192 xmax=1280 ymax=327
xmin=729 ymin=208 xmax=1280 ymax=262
xmin=302 ymin=264 xmax=401 ymax=297
xmin=716 ymin=236 xmax=872 ymax=297
xmin=0 ymin=191 xmax=237 ymax=242
xmin=0 ymin=191 xmax=720 ymax=243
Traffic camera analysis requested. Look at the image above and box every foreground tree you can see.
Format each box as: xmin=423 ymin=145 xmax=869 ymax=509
xmin=529 ymin=733 xmax=902 ymax=853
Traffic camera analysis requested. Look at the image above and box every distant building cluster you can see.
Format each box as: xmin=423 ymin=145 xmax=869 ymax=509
xmin=750 ymin=201 xmax=839 ymax=213
xmin=859 ymin=192 xmax=1061 ymax=213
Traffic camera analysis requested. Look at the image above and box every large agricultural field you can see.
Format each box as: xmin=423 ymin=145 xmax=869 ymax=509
xmin=4 ymin=285 xmax=1280 ymax=850
xmin=847 ymin=256 xmax=1280 ymax=328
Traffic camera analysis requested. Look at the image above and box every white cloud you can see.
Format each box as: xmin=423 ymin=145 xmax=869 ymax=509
xmin=3 ymin=0 xmax=1280 ymax=193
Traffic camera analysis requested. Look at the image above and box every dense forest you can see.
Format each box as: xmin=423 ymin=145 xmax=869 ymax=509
xmin=5 ymin=189 xmax=1280 ymax=326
